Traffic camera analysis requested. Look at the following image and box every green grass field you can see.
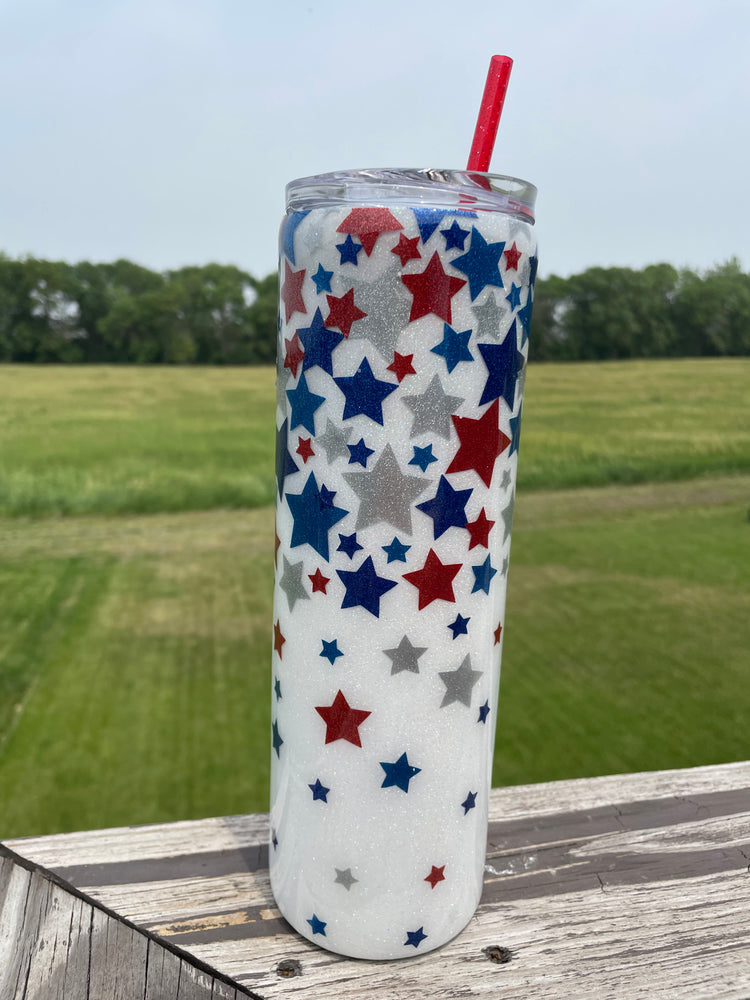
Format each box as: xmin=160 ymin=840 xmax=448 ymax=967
xmin=0 ymin=360 xmax=748 ymax=838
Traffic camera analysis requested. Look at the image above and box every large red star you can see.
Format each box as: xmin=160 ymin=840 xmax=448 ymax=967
xmin=446 ymin=399 xmax=510 ymax=488
xmin=308 ymin=567 xmax=330 ymax=594
xmin=503 ymin=241 xmax=522 ymax=271
xmin=296 ymin=436 xmax=314 ymax=463
xmin=425 ymin=865 xmax=446 ymax=889
xmin=336 ymin=207 xmax=403 ymax=256
xmin=273 ymin=620 xmax=285 ymax=658
xmin=391 ymin=233 xmax=421 ymax=267
xmin=315 ymin=690 xmax=371 ymax=747
xmin=284 ymin=332 xmax=305 ymax=377
xmin=386 ymin=351 xmax=416 ymax=382
xmin=325 ymin=288 xmax=367 ymax=338
xmin=401 ymin=252 xmax=466 ymax=324
xmin=280 ymin=261 xmax=306 ymax=323
xmin=465 ymin=508 xmax=495 ymax=549
xmin=403 ymin=548 xmax=461 ymax=610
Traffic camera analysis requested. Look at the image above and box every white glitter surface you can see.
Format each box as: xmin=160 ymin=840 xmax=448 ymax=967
xmin=271 ymin=196 xmax=536 ymax=959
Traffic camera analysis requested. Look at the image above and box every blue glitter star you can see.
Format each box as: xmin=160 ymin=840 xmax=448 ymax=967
xmin=280 ymin=210 xmax=309 ymax=266
xmin=478 ymin=700 xmax=491 ymax=724
xmin=409 ymin=444 xmax=438 ymax=473
xmin=452 ymin=227 xmax=506 ymax=300
xmin=320 ymin=639 xmax=343 ymax=665
xmin=528 ymin=254 xmax=539 ymax=287
xmin=404 ymin=926 xmax=428 ymax=948
xmin=416 ymin=475 xmax=473 ymax=540
xmin=509 ymin=408 xmax=522 ymax=456
xmin=431 ymin=323 xmax=474 ymax=373
xmin=297 ymin=307 xmax=344 ymax=376
xmin=337 ymin=555 xmax=397 ymax=618
xmin=506 ymin=282 xmax=522 ymax=311
xmin=275 ymin=417 xmax=299 ymax=498
xmin=441 ymin=220 xmax=469 ymax=250
xmin=461 ymin=791 xmax=477 ymax=814
xmin=272 ymin=719 xmax=283 ymax=758
xmin=382 ymin=536 xmax=411 ymax=563
xmin=274 ymin=677 xmax=282 ymax=700
xmin=477 ymin=324 xmax=524 ymax=409
xmin=286 ymin=371 xmax=326 ymax=435
xmin=517 ymin=289 xmax=534 ymax=347
xmin=311 ymin=262 xmax=333 ymax=294
xmin=286 ymin=471 xmax=348 ymax=560
xmin=337 ymin=532 xmax=363 ymax=559
xmin=334 ymin=357 xmax=398 ymax=425
xmin=308 ymin=778 xmax=330 ymax=802
xmin=471 ymin=555 xmax=497 ymax=595
xmin=347 ymin=438 xmax=375 ymax=467
xmin=380 ymin=751 xmax=421 ymax=793
xmin=448 ymin=613 xmax=470 ymax=639
xmin=307 ymin=914 xmax=327 ymax=936
xmin=336 ymin=234 xmax=363 ymax=265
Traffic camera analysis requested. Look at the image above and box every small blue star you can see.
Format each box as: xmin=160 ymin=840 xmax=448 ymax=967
xmin=404 ymin=926 xmax=428 ymax=948
xmin=337 ymin=532 xmax=363 ymax=559
xmin=286 ymin=471 xmax=348 ymax=560
xmin=272 ymin=829 xmax=278 ymax=849
xmin=337 ymin=555 xmax=397 ymax=618
xmin=347 ymin=438 xmax=375 ymax=467
xmin=448 ymin=613 xmax=470 ymax=639
xmin=307 ymin=914 xmax=327 ymax=936
xmin=272 ymin=720 xmax=283 ymax=758
xmin=471 ymin=555 xmax=497 ymax=595
xmin=461 ymin=791 xmax=477 ymax=814
xmin=336 ymin=234 xmax=363 ymax=265
xmin=509 ymin=408 xmax=522 ymax=456
xmin=286 ymin=371 xmax=326 ymax=435
xmin=320 ymin=639 xmax=343 ymax=665
xmin=380 ymin=752 xmax=421 ymax=793
xmin=334 ymin=357 xmax=398 ymax=425
xmin=506 ymin=282 xmax=522 ymax=311
xmin=311 ymin=262 xmax=333 ymax=294
xmin=280 ymin=210 xmax=309 ymax=266
xmin=274 ymin=677 xmax=282 ymax=700
xmin=452 ymin=227 xmax=506 ymax=300
xmin=440 ymin=220 xmax=469 ymax=250
xmin=308 ymin=778 xmax=330 ymax=802
xmin=416 ymin=475 xmax=473 ymax=540
xmin=298 ymin=307 xmax=344 ymax=376
xmin=382 ymin=536 xmax=411 ymax=563
xmin=478 ymin=700 xmax=491 ymax=724
xmin=431 ymin=323 xmax=474 ymax=374
xmin=517 ymin=289 xmax=534 ymax=346
xmin=477 ymin=324 xmax=524 ymax=409
xmin=528 ymin=254 xmax=539 ymax=287
xmin=412 ymin=207 xmax=476 ymax=243
xmin=409 ymin=444 xmax=438 ymax=473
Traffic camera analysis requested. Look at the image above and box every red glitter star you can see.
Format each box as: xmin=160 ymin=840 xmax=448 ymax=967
xmin=336 ymin=207 xmax=403 ymax=256
xmin=315 ymin=690 xmax=371 ymax=747
xmin=401 ymin=252 xmax=466 ymax=324
xmin=403 ymin=548 xmax=461 ymax=610
xmin=425 ymin=865 xmax=446 ymax=889
xmin=494 ymin=622 xmax=503 ymax=645
xmin=283 ymin=332 xmax=305 ymax=377
xmin=465 ymin=508 xmax=495 ymax=549
xmin=386 ymin=351 xmax=416 ymax=382
xmin=503 ymin=241 xmax=522 ymax=271
xmin=446 ymin=399 xmax=510 ymax=488
xmin=296 ymin=437 xmax=314 ymax=463
xmin=325 ymin=288 xmax=367 ymax=338
xmin=391 ymin=234 xmax=421 ymax=267
xmin=308 ymin=567 xmax=330 ymax=594
xmin=273 ymin=620 xmax=285 ymax=658
xmin=280 ymin=261 xmax=306 ymax=323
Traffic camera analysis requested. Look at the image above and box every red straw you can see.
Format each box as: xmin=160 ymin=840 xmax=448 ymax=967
xmin=467 ymin=55 xmax=513 ymax=172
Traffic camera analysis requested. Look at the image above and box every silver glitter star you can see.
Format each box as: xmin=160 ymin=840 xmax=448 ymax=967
xmin=501 ymin=555 xmax=510 ymax=576
xmin=383 ymin=634 xmax=428 ymax=675
xmin=501 ymin=491 xmax=515 ymax=541
xmin=472 ymin=291 xmax=507 ymax=341
xmin=402 ymin=374 xmax=465 ymax=440
xmin=343 ymin=444 xmax=430 ymax=534
xmin=316 ymin=418 xmax=354 ymax=464
xmin=346 ymin=263 xmax=413 ymax=359
xmin=334 ymin=867 xmax=359 ymax=890
xmin=276 ymin=364 xmax=294 ymax=412
xmin=279 ymin=555 xmax=309 ymax=612
xmin=438 ymin=654 xmax=483 ymax=708
xmin=500 ymin=468 xmax=512 ymax=490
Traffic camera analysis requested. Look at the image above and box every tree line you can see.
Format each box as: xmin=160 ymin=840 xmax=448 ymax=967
xmin=0 ymin=253 xmax=748 ymax=364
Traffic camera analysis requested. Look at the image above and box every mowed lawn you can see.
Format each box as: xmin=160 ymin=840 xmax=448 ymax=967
xmin=0 ymin=360 xmax=749 ymax=837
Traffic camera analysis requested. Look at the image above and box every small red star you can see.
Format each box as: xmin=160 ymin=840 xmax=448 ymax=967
xmin=401 ymin=252 xmax=466 ymax=324
xmin=403 ymin=548 xmax=461 ymax=610
xmin=337 ymin=207 xmax=403 ymax=256
xmin=273 ymin=620 xmax=285 ymax=658
xmin=308 ymin=568 xmax=330 ymax=594
xmin=280 ymin=261 xmax=306 ymax=323
xmin=447 ymin=399 xmax=510 ymax=487
xmin=296 ymin=437 xmax=314 ymax=463
xmin=325 ymin=288 xmax=367 ymax=338
xmin=386 ymin=352 xmax=416 ymax=382
xmin=274 ymin=528 xmax=280 ymax=566
xmin=503 ymin=241 xmax=522 ymax=271
xmin=283 ymin=332 xmax=305 ymax=377
xmin=493 ymin=622 xmax=503 ymax=645
xmin=315 ymin=690 xmax=371 ymax=747
xmin=465 ymin=508 xmax=495 ymax=549
xmin=391 ymin=233 xmax=421 ymax=267
xmin=425 ymin=865 xmax=446 ymax=889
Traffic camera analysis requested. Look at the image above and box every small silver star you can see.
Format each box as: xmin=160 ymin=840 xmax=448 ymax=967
xmin=472 ymin=291 xmax=507 ymax=341
xmin=500 ymin=468 xmax=512 ymax=490
xmin=501 ymin=491 xmax=515 ymax=541
xmin=501 ymin=555 xmax=510 ymax=576
xmin=383 ymin=635 xmax=428 ymax=675
xmin=343 ymin=444 xmax=430 ymax=534
xmin=334 ymin=867 xmax=359 ymax=890
xmin=316 ymin=418 xmax=354 ymax=464
xmin=402 ymin=374 xmax=465 ymax=440
xmin=279 ymin=555 xmax=309 ymax=612
xmin=347 ymin=263 xmax=413 ymax=359
xmin=438 ymin=654 xmax=483 ymax=708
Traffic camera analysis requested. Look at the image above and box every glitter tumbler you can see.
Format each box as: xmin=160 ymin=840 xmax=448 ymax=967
xmin=270 ymin=168 xmax=537 ymax=959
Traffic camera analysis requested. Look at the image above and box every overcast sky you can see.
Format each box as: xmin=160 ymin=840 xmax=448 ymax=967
xmin=2 ymin=0 xmax=748 ymax=280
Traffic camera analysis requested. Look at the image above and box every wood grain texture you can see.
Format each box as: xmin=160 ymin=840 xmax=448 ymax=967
xmin=4 ymin=761 xmax=750 ymax=1000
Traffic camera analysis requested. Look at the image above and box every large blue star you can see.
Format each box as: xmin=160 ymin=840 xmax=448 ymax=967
xmin=272 ymin=719 xmax=283 ymax=757
xmin=416 ymin=475 xmax=473 ymax=540
xmin=320 ymin=639 xmax=343 ymax=665
xmin=409 ymin=444 xmax=438 ymax=473
xmin=311 ymin=262 xmax=333 ymax=294
xmin=275 ymin=417 xmax=299 ymax=498
xmin=382 ymin=536 xmax=411 ymax=563
xmin=307 ymin=914 xmax=327 ymax=936
xmin=280 ymin=210 xmax=309 ymax=266
xmin=404 ymin=926 xmax=428 ymax=948
xmin=286 ymin=371 xmax=325 ymax=435
xmin=451 ymin=227 xmax=506 ymax=300
xmin=337 ymin=555 xmax=397 ymax=617
xmin=412 ymin=207 xmax=476 ymax=244
xmin=297 ymin=307 xmax=344 ymax=376
xmin=471 ymin=554 xmax=497 ymax=595
xmin=286 ymin=471 xmax=348 ymax=560
xmin=308 ymin=778 xmax=330 ymax=801
xmin=334 ymin=357 xmax=398 ymax=424
xmin=431 ymin=323 xmax=474 ymax=373
xmin=380 ymin=752 xmax=421 ymax=793
xmin=477 ymin=324 xmax=524 ymax=409
xmin=336 ymin=234 xmax=363 ymax=265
